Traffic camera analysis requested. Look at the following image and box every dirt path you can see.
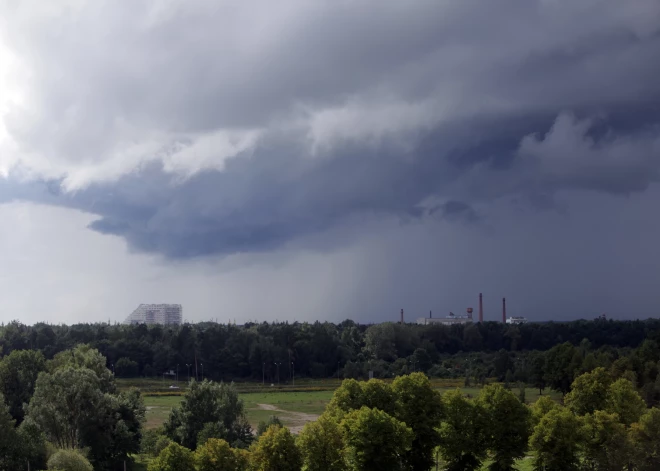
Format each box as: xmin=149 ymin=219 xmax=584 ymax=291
xmin=256 ymin=403 xmax=319 ymax=433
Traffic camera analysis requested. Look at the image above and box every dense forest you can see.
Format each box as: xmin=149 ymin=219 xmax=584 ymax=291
xmin=3 ymin=319 xmax=660 ymax=469
xmin=0 ymin=317 xmax=659 ymax=382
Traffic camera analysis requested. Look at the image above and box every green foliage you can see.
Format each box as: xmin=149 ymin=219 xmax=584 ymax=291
xmin=544 ymin=342 xmax=580 ymax=394
xmin=256 ymin=415 xmax=283 ymax=437
xmin=437 ymin=390 xmax=487 ymax=471
xmin=0 ymin=349 xmax=46 ymax=423
xmin=360 ymin=379 xmax=396 ymax=415
xmin=194 ymin=438 xmax=249 ymax=471
xmin=529 ymin=407 xmax=584 ymax=471
xmin=477 ymin=385 xmax=531 ymax=471
xmin=26 ymin=350 xmax=145 ymax=470
xmin=0 ymin=393 xmax=23 ymax=470
xmin=141 ymin=428 xmax=169 ymax=457
xmin=391 ymin=372 xmax=444 ymax=471
xmin=27 ymin=366 xmax=104 ymax=449
xmin=148 ymin=442 xmax=196 ymax=471
xmin=326 ymin=379 xmax=364 ymax=417
xmin=565 ymin=367 xmax=612 ymax=415
xmin=49 ymin=344 xmax=115 ymax=393
xmin=115 ymin=357 xmax=139 ymax=378
xmin=164 ymin=379 xmax=251 ymax=449
xmin=47 ymin=449 xmax=94 ymax=471
xmin=250 ymin=425 xmax=302 ymax=471
xmin=364 ymin=323 xmax=397 ymax=362
xmin=297 ymin=414 xmax=346 ymax=471
xmin=582 ymin=411 xmax=633 ymax=471
xmin=530 ymin=395 xmax=558 ymax=427
xmin=630 ymin=407 xmax=660 ymax=471
xmin=604 ymin=378 xmax=646 ymax=426
xmin=17 ymin=417 xmax=49 ymax=469
xmin=340 ymin=406 xmax=413 ymax=471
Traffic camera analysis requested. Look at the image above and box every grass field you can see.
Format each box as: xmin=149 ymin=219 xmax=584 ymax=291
xmin=131 ymin=377 xmax=561 ymax=432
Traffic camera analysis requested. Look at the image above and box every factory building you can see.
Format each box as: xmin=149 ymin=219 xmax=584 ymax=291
xmin=506 ymin=316 xmax=528 ymax=325
xmin=416 ymin=310 xmax=473 ymax=326
xmin=124 ymin=304 xmax=183 ymax=325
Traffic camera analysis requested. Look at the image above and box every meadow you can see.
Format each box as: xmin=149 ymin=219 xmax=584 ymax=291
xmin=119 ymin=378 xmax=562 ymax=432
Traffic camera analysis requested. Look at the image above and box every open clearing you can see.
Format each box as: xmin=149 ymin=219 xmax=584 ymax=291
xmin=138 ymin=382 xmax=560 ymax=431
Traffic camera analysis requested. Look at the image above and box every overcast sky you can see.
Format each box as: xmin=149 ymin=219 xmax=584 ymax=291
xmin=0 ymin=0 xmax=659 ymax=325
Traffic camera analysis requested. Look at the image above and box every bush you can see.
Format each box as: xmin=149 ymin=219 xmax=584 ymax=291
xmin=141 ymin=428 xmax=171 ymax=457
xmin=256 ymin=415 xmax=283 ymax=437
xmin=47 ymin=449 xmax=93 ymax=471
xmin=148 ymin=442 xmax=195 ymax=471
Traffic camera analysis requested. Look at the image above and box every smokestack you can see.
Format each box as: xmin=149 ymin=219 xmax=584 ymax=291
xmin=479 ymin=293 xmax=483 ymax=323
xmin=401 ymin=309 xmax=404 ymax=324
xmin=502 ymin=298 xmax=506 ymax=323
xmin=429 ymin=310 xmax=432 ymax=319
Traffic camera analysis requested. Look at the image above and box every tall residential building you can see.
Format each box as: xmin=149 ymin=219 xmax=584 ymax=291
xmin=124 ymin=304 xmax=182 ymax=325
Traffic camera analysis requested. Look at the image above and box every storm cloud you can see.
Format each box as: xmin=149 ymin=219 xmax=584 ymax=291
xmin=0 ymin=0 xmax=660 ymax=321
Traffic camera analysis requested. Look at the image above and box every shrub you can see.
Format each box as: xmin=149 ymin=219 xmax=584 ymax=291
xmin=47 ymin=449 xmax=93 ymax=471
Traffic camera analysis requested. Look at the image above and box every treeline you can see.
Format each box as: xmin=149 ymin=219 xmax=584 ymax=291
xmin=0 ymin=318 xmax=658 ymax=382
xmin=143 ymin=370 xmax=660 ymax=471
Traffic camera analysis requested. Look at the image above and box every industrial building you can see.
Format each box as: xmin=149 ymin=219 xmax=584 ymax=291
xmin=124 ymin=304 xmax=183 ymax=325
xmin=416 ymin=310 xmax=473 ymax=326
xmin=506 ymin=316 xmax=528 ymax=325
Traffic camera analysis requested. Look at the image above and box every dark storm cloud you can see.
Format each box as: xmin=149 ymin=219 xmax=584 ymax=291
xmin=1 ymin=0 xmax=660 ymax=258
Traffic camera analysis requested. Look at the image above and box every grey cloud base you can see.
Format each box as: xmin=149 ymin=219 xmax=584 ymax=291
xmin=0 ymin=0 xmax=659 ymax=261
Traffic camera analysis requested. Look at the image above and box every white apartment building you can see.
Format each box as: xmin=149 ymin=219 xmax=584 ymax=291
xmin=124 ymin=304 xmax=183 ymax=325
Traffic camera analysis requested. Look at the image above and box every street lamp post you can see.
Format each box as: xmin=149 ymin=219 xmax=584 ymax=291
xmin=274 ymin=362 xmax=281 ymax=386
xmin=262 ymin=362 xmax=265 ymax=386
xmin=186 ymin=364 xmax=191 ymax=382
xmin=111 ymin=364 xmax=115 ymax=376
xmin=201 ymin=363 xmax=204 ymax=380
xmin=176 ymin=364 xmax=179 ymax=383
xmin=291 ymin=362 xmax=295 ymax=387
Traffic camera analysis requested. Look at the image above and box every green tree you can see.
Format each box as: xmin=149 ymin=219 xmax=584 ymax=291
xmin=0 ymin=393 xmax=22 ymax=470
xmin=297 ymin=414 xmax=346 ymax=471
xmin=27 ymin=367 xmax=105 ymax=449
xmin=530 ymin=395 xmax=558 ymax=427
xmin=582 ymin=411 xmax=633 ymax=471
xmin=47 ymin=449 xmax=93 ymax=471
xmin=437 ymin=390 xmax=488 ymax=471
xmin=326 ymin=379 xmax=365 ymax=418
xmin=49 ymin=344 xmax=115 ymax=393
xmin=529 ymin=407 xmax=584 ymax=471
xmin=256 ymin=415 xmax=283 ymax=437
xmin=528 ymin=352 xmax=546 ymax=395
xmin=360 ymin=379 xmax=396 ymax=415
xmin=148 ymin=442 xmax=196 ymax=471
xmin=17 ymin=417 xmax=49 ymax=470
xmin=165 ymin=379 xmax=250 ymax=449
xmin=630 ymin=408 xmax=660 ymax=471
xmin=341 ymin=406 xmax=413 ymax=471
xmin=194 ymin=438 xmax=249 ymax=471
xmin=605 ymin=378 xmax=646 ymax=426
xmin=544 ymin=342 xmax=579 ymax=394
xmin=0 ymin=349 xmax=46 ymax=423
xmin=26 ymin=364 xmax=145 ymax=469
xmin=250 ymin=425 xmax=302 ymax=471
xmin=141 ymin=428 xmax=169 ymax=457
xmin=391 ymin=372 xmax=444 ymax=471
xmin=364 ymin=323 xmax=398 ymax=361
xmin=477 ymin=385 xmax=531 ymax=471
xmin=565 ymin=367 xmax=612 ymax=415
xmin=114 ymin=357 xmax=139 ymax=378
